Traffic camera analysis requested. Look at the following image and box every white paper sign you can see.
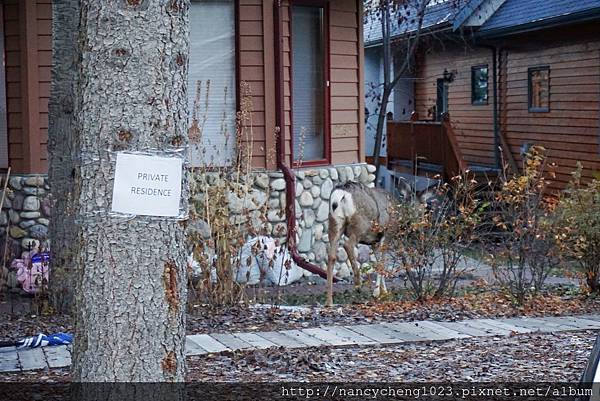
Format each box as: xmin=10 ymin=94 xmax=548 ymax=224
xmin=111 ymin=153 xmax=183 ymax=217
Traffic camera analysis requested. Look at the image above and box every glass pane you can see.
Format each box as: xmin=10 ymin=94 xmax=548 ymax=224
xmin=188 ymin=0 xmax=236 ymax=166
xmin=292 ymin=6 xmax=325 ymax=162
xmin=472 ymin=66 xmax=488 ymax=104
xmin=530 ymin=68 xmax=549 ymax=110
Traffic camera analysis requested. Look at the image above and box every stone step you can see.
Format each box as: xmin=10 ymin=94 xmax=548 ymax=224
xmin=17 ymin=347 xmax=47 ymax=371
xmin=254 ymin=331 xmax=306 ymax=348
xmin=210 ymin=333 xmax=253 ymax=351
xmin=279 ymin=329 xmax=329 ymax=347
xmin=43 ymin=345 xmax=71 ymax=368
xmin=233 ymin=332 xmax=278 ymax=350
xmin=434 ymin=321 xmax=493 ymax=337
xmin=187 ymin=334 xmax=230 ymax=353
xmin=381 ymin=322 xmax=446 ymax=341
xmin=302 ymin=327 xmax=357 ymax=346
xmin=345 ymin=324 xmax=410 ymax=344
xmin=185 ymin=337 xmax=208 ymax=356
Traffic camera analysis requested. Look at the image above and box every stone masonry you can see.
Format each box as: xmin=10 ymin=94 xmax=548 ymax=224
xmin=1 ymin=175 xmax=50 ymax=257
xmin=1 ymin=163 xmax=377 ymax=291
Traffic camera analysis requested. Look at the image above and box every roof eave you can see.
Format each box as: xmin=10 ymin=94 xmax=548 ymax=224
xmin=364 ymin=22 xmax=453 ymax=48
xmin=477 ymin=8 xmax=600 ymax=39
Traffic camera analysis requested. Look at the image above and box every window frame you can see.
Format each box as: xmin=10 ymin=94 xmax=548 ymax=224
xmin=289 ymin=0 xmax=331 ymax=168
xmin=528 ymin=66 xmax=550 ymax=113
xmin=471 ymin=64 xmax=489 ymax=106
xmin=187 ymin=0 xmax=239 ymax=168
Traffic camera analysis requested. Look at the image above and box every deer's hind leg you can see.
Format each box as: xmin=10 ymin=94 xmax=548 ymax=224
xmin=344 ymin=234 xmax=361 ymax=289
xmin=326 ymin=216 xmax=342 ymax=307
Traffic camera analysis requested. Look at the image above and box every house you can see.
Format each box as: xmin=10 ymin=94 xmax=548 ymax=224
xmin=0 ymin=0 xmax=370 ymax=281
xmin=365 ymin=0 xmax=600 ymax=190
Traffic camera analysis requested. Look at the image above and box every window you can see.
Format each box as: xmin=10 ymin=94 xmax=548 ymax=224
xmin=528 ymin=67 xmax=550 ymax=112
xmin=471 ymin=65 xmax=488 ymax=105
xmin=436 ymin=79 xmax=449 ymax=121
xmin=291 ymin=3 xmax=328 ymax=164
xmin=188 ymin=0 xmax=236 ymax=166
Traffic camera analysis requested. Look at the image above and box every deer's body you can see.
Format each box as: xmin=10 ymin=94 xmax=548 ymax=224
xmin=326 ymin=182 xmax=391 ymax=306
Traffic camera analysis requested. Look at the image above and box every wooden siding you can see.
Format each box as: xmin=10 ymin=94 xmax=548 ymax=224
xmin=3 ymin=0 xmax=364 ymax=173
xmin=501 ymin=34 xmax=600 ymax=189
xmin=414 ymin=25 xmax=600 ymax=190
xmin=415 ymin=41 xmax=495 ymax=167
xmin=283 ymin=0 xmax=362 ymax=166
xmin=2 ymin=0 xmax=49 ymax=173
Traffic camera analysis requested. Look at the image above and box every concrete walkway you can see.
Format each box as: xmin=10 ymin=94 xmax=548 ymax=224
xmin=1 ymin=314 xmax=599 ymax=373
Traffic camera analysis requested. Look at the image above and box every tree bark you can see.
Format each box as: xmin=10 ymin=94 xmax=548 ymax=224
xmin=48 ymin=0 xmax=80 ymax=314
xmin=69 ymin=0 xmax=190 ymax=386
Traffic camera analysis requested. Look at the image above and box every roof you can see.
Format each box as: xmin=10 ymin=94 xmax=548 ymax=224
xmin=364 ymin=0 xmax=470 ymax=46
xmin=479 ymin=0 xmax=600 ymax=36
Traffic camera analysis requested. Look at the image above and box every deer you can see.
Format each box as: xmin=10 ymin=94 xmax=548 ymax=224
xmin=326 ymin=178 xmax=436 ymax=307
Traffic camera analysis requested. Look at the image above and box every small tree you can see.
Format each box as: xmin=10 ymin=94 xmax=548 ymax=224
xmin=365 ymin=0 xmax=452 ymax=177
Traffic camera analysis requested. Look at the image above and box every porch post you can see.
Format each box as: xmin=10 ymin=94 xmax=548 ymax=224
xmin=18 ymin=0 xmax=42 ymax=173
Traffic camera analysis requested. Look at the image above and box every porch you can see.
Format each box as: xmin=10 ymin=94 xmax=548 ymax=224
xmin=385 ymin=113 xmax=500 ymax=192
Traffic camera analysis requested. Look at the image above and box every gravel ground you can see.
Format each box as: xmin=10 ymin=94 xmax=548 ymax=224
xmin=187 ymin=331 xmax=596 ymax=382
xmin=1 ymin=288 xmax=599 ymax=341
xmin=0 ymin=331 xmax=595 ymax=383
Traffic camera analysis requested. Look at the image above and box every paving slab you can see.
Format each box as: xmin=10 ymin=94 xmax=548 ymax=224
xmin=17 ymin=347 xmax=47 ymax=371
xmin=210 ymin=333 xmax=253 ymax=351
xmin=581 ymin=314 xmax=600 ymax=323
xmin=344 ymin=324 xmax=410 ymax=344
xmin=525 ymin=317 xmax=581 ymax=332
xmin=233 ymin=332 xmax=278 ymax=349
xmin=544 ymin=316 xmax=600 ymax=331
xmin=185 ymin=337 xmax=208 ymax=356
xmin=478 ymin=319 xmax=533 ymax=334
xmin=0 ymin=350 xmax=20 ymax=372
xmin=187 ymin=334 xmax=230 ymax=353
xmin=501 ymin=317 xmax=551 ymax=332
xmin=279 ymin=329 xmax=328 ymax=347
xmin=434 ymin=321 xmax=494 ymax=337
xmin=461 ymin=320 xmax=513 ymax=336
xmin=416 ymin=321 xmax=471 ymax=339
xmin=321 ymin=326 xmax=378 ymax=345
xmin=255 ymin=331 xmax=307 ymax=348
xmin=44 ymin=346 xmax=71 ymax=368
xmin=382 ymin=322 xmax=447 ymax=341
xmin=302 ymin=327 xmax=356 ymax=346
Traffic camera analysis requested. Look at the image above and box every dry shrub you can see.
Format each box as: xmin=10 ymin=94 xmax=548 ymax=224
xmin=487 ymin=146 xmax=563 ymax=304
xmin=384 ymin=173 xmax=484 ymax=301
xmin=187 ymin=81 xmax=269 ymax=308
xmin=556 ymin=164 xmax=600 ymax=294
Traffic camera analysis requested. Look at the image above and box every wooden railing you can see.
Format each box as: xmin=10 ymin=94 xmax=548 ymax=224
xmin=386 ymin=112 xmax=468 ymax=182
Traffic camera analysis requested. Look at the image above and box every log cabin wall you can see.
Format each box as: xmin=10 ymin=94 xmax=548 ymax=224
xmin=3 ymin=0 xmax=365 ymax=173
xmin=281 ymin=0 xmax=364 ymax=167
xmin=500 ymin=24 xmax=600 ymax=189
xmin=414 ymin=40 xmax=496 ymax=167
xmin=3 ymin=0 xmax=51 ymax=174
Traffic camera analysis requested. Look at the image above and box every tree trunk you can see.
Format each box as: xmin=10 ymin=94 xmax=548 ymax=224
xmin=48 ymin=0 xmax=80 ymax=314
xmin=69 ymin=0 xmax=190 ymax=385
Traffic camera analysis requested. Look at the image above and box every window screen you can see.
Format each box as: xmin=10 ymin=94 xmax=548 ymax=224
xmin=292 ymin=5 xmax=326 ymax=163
xmin=188 ymin=0 xmax=236 ymax=166
xmin=471 ymin=65 xmax=488 ymax=105
xmin=529 ymin=67 xmax=550 ymax=112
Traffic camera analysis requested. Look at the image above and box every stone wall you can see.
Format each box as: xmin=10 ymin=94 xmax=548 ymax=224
xmin=1 ymin=163 xmax=377 ymax=290
xmin=214 ymin=163 xmax=377 ymax=280
xmin=1 ymin=175 xmax=51 ymax=259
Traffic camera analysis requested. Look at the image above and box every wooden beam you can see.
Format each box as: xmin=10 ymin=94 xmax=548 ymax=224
xmin=263 ymin=0 xmax=276 ymax=170
xmin=18 ymin=0 xmax=42 ymax=173
xmin=357 ymin=0 xmax=365 ymax=163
